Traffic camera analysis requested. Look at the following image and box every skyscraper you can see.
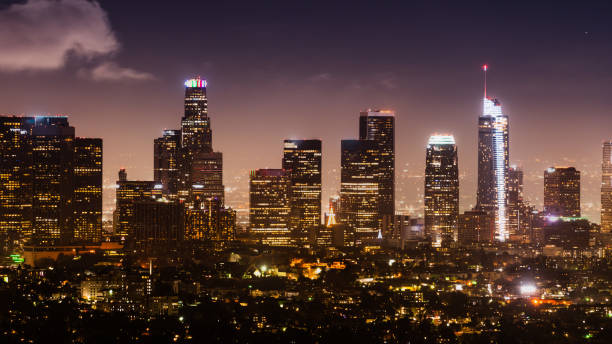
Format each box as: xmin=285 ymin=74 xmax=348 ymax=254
xmin=249 ymin=169 xmax=291 ymax=246
xmin=424 ymin=135 xmax=459 ymax=246
xmin=73 ymin=138 xmax=103 ymax=242
xmin=283 ymin=139 xmax=322 ymax=245
xmin=476 ymin=69 xmax=510 ymax=241
xmin=30 ymin=117 xmax=76 ymax=245
xmin=0 ymin=116 xmax=33 ymax=249
xmin=177 ymin=77 xmax=226 ymax=209
xmin=544 ymin=167 xmax=580 ymax=217
xmin=602 ymin=141 xmax=612 ymax=232
xmin=179 ymin=77 xmax=209 ymax=201
xmin=0 ymin=115 xmax=102 ymax=247
xmin=339 ymin=139 xmax=380 ymax=246
xmin=154 ymin=129 xmax=181 ymax=198
xmin=150 ymin=77 xmax=236 ymax=246
xmin=181 ymin=77 xmax=211 ymax=154
xmin=359 ymin=110 xmax=395 ymax=225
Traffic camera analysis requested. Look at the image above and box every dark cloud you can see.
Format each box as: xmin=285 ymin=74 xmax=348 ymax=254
xmin=0 ymin=0 xmax=150 ymax=81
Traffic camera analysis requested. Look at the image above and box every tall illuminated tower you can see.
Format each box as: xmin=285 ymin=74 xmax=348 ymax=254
xmin=339 ymin=139 xmax=380 ymax=245
xmin=249 ymin=169 xmax=292 ymax=246
xmin=181 ymin=77 xmax=211 ymax=153
xmin=73 ymin=138 xmax=102 ymax=242
xmin=477 ymin=65 xmax=509 ymax=241
xmin=0 ymin=116 xmax=33 ymax=249
xmin=30 ymin=117 xmax=76 ymax=245
xmin=602 ymin=141 xmax=612 ymax=232
xmin=424 ymin=135 xmax=459 ymax=246
xmin=177 ymin=77 xmax=226 ymax=208
xmin=283 ymin=139 xmax=322 ymax=244
xmin=179 ymin=77 xmax=215 ymax=202
xmin=359 ymin=110 xmax=395 ymax=225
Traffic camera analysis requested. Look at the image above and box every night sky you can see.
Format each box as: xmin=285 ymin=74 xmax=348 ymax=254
xmin=1 ymin=0 xmax=612 ymax=222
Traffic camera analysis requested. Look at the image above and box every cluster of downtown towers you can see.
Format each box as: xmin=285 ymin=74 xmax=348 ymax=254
xmin=2 ymin=76 xmax=612 ymax=252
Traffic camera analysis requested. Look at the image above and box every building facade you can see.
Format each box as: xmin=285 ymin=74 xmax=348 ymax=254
xmin=544 ymin=167 xmax=580 ymax=217
xmin=249 ymin=169 xmax=292 ymax=246
xmin=184 ymin=198 xmax=235 ymax=243
xmin=114 ymin=170 xmax=162 ymax=238
xmin=507 ymin=166 xmax=523 ymax=238
xmin=154 ymin=129 xmax=181 ymax=198
xmin=0 ymin=116 xmax=102 ymax=247
xmin=602 ymin=141 xmax=612 ymax=232
xmin=458 ymin=210 xmax=495 ymax=245
xmin=359 ymin=110 xmax=395 ymax=227
xmin=132 ymin=199 xmax=184 ymax=257
xmin=73 ymin=138 xmax=103 ymax=242
xmin=477 ymin=97 xmax=509 ymax=241
xmin=339 ymin=139 xmax=380 ymax=246
xmin=0 ymin=116 xmax=33 ymax=249
xmin=282 ymin=139 xmax=322 ymax=245
xmin=424 ymin=135 xmax=459 ymax=246
xmin=190 ymin=152 xmax=224 ymax=206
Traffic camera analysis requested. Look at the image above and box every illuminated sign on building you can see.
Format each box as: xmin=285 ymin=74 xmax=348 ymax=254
xmin=184 ymin=78 xmax=207 ymax=88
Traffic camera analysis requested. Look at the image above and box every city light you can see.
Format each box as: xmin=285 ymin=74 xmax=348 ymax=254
xmin=520 ymin=284 xmax=537 ymax=295
xmin=184 ymin=78 xmax=207 ymax=88
xmin=2 ymin=3 xmax=610 ymax=340
xmin=427 ymin=134 xmax=455 ymax=146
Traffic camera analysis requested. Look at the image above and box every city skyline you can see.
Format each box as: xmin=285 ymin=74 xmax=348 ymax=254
xmin=4 ymin=2 xmax=612 ymax=342
xmin=5 ymin=70 xmax=610 ymax=224
xmin=1 ymin=1 xmax=611 ymax=223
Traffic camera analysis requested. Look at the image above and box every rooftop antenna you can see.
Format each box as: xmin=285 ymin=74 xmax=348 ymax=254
xmin=482 ymin=64 xmax=488 ymax=99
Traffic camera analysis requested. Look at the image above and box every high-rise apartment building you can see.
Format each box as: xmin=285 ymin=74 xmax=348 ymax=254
xmin=424 ymin=135 xmax=459 ymax=246
xmin=477 ymin=94 xmax=509 ymax=241
xmin=359 ymin=110 xmax=395 ymax=225
xmin=73 ymin=138 xmax=103 ymax=242
xmin=544 ymin=167 xmax=580 ymax=217
xmin=282 ymin=139 xmax=322 ymax=244
xmin=154 ymin=129 xmax=181 ymax=198
xmin=249 ymin=169 xmax=292 ymax=246
xmin=602 ymin=141 xmax=612 ymax=232
xmin=339 ymin=139 xmax=380 ymax=246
